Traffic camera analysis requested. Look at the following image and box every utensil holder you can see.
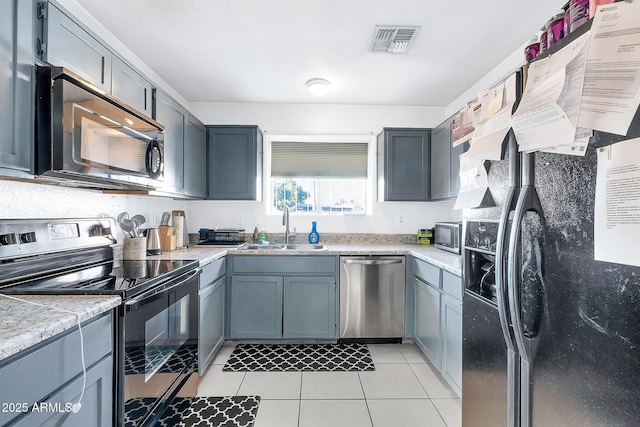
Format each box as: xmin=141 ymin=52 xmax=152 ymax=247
xmin=123 ymin=237 xmax=147 ymax=260
xmin=159 ymin=225 xmax=176 ymax=251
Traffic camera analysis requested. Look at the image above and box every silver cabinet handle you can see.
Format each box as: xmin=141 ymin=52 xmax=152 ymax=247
xmin=126 ymin=268 xmax=200 ymax=307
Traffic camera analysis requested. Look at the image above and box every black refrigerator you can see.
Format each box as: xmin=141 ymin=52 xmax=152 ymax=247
xmin=461 ymin=67 xmax=640 ymax=426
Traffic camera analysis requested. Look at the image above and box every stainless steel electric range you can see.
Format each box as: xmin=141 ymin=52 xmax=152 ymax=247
xmin=0 ymin=218 xmax=201 ymax=427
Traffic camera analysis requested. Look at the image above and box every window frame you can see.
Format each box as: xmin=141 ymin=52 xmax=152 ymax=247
xmin=264 ymin=132 xmax=376 ymax=216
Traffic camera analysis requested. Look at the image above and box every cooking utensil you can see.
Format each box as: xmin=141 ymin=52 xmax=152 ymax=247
xmin=131 ymin=214 xmax=146 ymax=237
xmin=160 ymin=212 xmax=170 ymax=226
xmin=117 ymin=212 xmax=135 ymax=237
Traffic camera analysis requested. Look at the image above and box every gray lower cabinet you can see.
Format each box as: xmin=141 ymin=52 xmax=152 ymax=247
xmin=414 ymin=277 xmax=441 ymax=369
xmin=0 ymin=312 xmax=113 ymax=426
xmin=230 ymin=275 xmax=283 ymax=339
xmin=206 ymin=126 xmax=263 ymax=201
xmin=111 ymin=55 xmax=153 ymax=117
xmin=0 ymin=0 xmax=33 ymax=177
xmin=283 ymin=276 xmax=337 ymax=339
xmin=413 ymin=258 xmax=462 ymax=396
xmin=199 ymin=258 xmax=227 ymax=374
xmin=441 ymin=293 xmax=462 ymax=396
xmin=377 ymin=128 xmax=431 ymax=201
xmin=228 ymin=256 xmax=338 ymax=339
xmin=39 ymin=1 xmax=112 ymax=92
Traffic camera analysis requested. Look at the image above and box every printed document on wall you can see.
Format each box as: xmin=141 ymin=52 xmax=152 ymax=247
xmin=594 ymin=138 xmax=640 ymax=267
xmin=578 ymin=0 xmax=640 ymax=136
xmin=512 ymin=32 xmax=590 ymax=153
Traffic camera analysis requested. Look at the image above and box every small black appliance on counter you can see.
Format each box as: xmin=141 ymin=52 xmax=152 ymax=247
xmin=197 ymin=228 xmax=245 ymax=246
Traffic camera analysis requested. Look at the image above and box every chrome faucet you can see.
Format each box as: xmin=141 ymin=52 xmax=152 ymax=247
xmin=282 ymin=206 xmax=291 ymax=244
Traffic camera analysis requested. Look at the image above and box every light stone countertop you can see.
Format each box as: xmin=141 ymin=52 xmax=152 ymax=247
xmin=147 ymin=243 xmax=462 ymax=276
xmin=0 ymin=295 xmax=121 ymax=362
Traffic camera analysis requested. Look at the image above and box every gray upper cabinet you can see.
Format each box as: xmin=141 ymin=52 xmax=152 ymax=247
xmin=111 ymin=56 xmax=153 ymax=117
xmin=0 ymin=0 xmax=33 ymax=177
xmin=377 ymin=128 xmax=431 ymax=201
xmin=39 ymin=1 xmax=112 ymax=91
xmin=206 ymin=126 xmax=263 ymax=201
xmin=430 ymin=115 xmax=469 ymax=200
xmin=183 ymin=114 xmax=207 ymax=198
xmin=154 ymin=89 xmax=186 ymax=193
xmin=430 ymin=118 xmax=453 ymax=200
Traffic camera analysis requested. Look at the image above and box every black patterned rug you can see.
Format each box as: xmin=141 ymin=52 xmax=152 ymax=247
xmin=125 ymin=396 xmax=260 ymax=427
xmin=223 ymin=343 xmax=375 ymax=372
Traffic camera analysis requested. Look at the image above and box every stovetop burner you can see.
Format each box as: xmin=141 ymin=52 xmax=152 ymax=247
xmin=0 ymin=259 xmax=199 ymax=299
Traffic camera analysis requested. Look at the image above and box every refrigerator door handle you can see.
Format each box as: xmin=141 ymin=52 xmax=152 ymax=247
xmin=496 ymin=184 xmax=521 ymax=427
xmin=496 ymin=185 xmax=518 ymax=353
xmin=507 ymin=184 xmax=543 ymax=363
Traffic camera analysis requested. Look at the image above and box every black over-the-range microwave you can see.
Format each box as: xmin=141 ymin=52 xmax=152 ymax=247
xmin=434 ymin=222 xmax=462 ymax=254
xmin=35 ymin=66 xmax=165 ymax=190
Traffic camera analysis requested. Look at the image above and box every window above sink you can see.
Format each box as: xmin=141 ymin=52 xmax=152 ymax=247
xmin=264 ymin=133 xmax=375 ymax=216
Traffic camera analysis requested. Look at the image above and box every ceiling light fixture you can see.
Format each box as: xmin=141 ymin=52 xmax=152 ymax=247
xmin=306 ymin=78 xmax=330 ymax=96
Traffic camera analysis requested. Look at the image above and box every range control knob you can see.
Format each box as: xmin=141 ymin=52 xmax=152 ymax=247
xmin=0 ymin=233 xmax=17 ymax=245
xmin=19 ymin=232 xmax=36 ymax=244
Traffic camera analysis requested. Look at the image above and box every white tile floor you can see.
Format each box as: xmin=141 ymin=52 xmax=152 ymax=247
xmin=197 ymin=343 xmax=461 ymax=427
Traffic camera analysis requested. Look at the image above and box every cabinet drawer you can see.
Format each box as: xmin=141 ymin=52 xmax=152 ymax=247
xmin=0 ymin=313 xmax=112 ymax=425
xmin=442 ymin=270 xmax=462 ymax=301
xmin=200 ymin=257 xmax=226 ymax=288
xmin=413 ymin=258 xmax=441 ymax=286
xmin=232 ymin=256 xmax=336 ymax=274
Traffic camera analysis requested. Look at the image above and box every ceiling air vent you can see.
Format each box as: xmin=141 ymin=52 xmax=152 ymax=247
xmin=369 ymin=25 xmax=420 ymax=54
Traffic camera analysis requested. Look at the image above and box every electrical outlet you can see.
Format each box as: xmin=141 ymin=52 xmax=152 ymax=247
xmin=252 ymin=214 xmax=259 ymax=225
xmin=397 ymin=215 xmax=404 ymax=224
xmin=237 ymin=214 xmax=244 ymax=225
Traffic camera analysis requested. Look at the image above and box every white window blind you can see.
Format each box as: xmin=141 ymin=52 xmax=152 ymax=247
xmin=271 ymin=141 xmax=368 ymax=178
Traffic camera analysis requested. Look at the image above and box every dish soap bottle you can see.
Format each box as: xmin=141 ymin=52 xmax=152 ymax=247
xmin=252 ymin=227 xmax=259 ymax=243
xmin=258 ymin=228 xmax=267 ymax=244
xmin=308 ymin=221 xmax=320 ymax=244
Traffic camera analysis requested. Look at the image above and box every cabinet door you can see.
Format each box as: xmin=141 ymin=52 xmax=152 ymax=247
xmin=0 ymin=0 xmax=33 ymax=175
xmin=414 ymin=278 xmax=441 ymax=368
xmin=207 ymin=126 xmax=262 ymax=200
xmin=111 ymin=56 xmax=152 ymax=117
xmin=430 ymin=119 xmax=452 ymax=200
xmin=199 ymin=276 xmax=225 ymax=374
xmin=284 ymin=276 xmax=336 ymax=339
xmin=379 ymin=128 xmax=431 ymax=201
xmin=155 ymin=90 xmax=186 ymax=192
xmin=184 ymin=114 xmax=207 ymax=198
xmin=229 ymin=275 xmax=283 ymax=339
xmin=12 ymin=356 xmax=113 ymax=427
xmin=441 ymin=294 xmax=462 ymax=396
xmin=43 ymin=3 xmax=112 ymax=91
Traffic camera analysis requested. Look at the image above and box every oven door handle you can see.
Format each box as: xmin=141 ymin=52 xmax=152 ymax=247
xmin=125 ymin=268 xmax=200 ymax=309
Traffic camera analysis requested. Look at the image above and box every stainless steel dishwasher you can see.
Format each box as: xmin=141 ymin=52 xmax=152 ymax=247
xmin=339 ymin=256 xmax=405 ymax=340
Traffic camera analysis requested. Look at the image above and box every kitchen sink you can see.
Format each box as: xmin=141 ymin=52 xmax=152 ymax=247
xmin=236 ymin=243 xmax=327 ymax=251
xmin=237 ymin=243 xmax=285 ymax=250
xmin=283 ymin=243 xmax=327 ymax=250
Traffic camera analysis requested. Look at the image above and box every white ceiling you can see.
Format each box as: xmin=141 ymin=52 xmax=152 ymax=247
xmin=74 ymin=0 xmax=562 ymax=107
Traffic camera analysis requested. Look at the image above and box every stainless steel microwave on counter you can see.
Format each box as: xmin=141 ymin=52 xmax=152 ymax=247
xmin=35 ymin=66 xmax=164 ymax=190
xmin=434 ymin=222 xmax=462 ymax=254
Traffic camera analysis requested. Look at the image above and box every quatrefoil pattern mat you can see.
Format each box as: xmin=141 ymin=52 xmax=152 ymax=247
xmin=223 ymin=343 xmax=375 ymax=372
xmin=125 ymin=396 xmax=260 ymax=427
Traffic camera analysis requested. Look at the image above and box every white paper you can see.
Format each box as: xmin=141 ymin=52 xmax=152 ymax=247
xmin=454 ymin=164 xmax=489 ymax=210
xmin=578 ymin=0 xmax=640 ymax=135
xmin=452 ymin=101 xmax=482 ymax=147
xmin=458 ymin=151 xmax=486 ymax=173
xmin=513 ymin=33 xmax=591 ymax=152
xmin=470 ymin=74 xmax=517 ymax=159
xmin=594 ymin=138 xmax=640 ymax=267
xmin=538 ymin=127 xmax=593 ymax=156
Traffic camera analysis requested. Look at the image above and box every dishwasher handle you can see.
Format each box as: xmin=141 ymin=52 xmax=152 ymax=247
xmin=342 ymin=258 xmax=403 ymax=265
